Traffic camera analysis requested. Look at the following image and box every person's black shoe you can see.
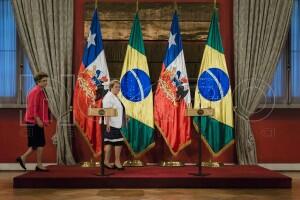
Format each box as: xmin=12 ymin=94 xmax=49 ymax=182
xmin=16 ymin=157 xmax=26 ymax=170
xmin=35 ymin=166 xmax=49 ymax=172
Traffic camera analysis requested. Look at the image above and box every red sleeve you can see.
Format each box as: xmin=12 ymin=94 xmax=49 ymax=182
xmin=31 ymin=89 xmax=42 ymax=118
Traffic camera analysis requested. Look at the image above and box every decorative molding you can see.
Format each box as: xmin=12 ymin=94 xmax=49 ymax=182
xmin=0 ymin=104 xmax=26 ymax=108
xmin=258 ymin=163 xmax=300 ymax=171
xmin=0 ymin=163 xmax=56 ymax=171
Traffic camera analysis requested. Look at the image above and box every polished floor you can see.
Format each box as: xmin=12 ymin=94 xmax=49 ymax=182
xmin=1 ymin=171 xmax=300 ymax=200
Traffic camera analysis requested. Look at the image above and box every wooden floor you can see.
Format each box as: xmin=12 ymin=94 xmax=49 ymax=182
xmin=1 ymin=171 xmax=300 ymax=199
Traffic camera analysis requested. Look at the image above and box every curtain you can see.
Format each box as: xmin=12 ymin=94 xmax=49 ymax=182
xmin=234 ymin=0 xmax=293 ymax=164
xmin=291 ymin=0 xmax=300 ymax=103
xmin=22 ymin=54 xmax=35 ymax=104
xmin=12 ymin=0 xmax=75 ymax=165
xmin=0 ymin=0 xmax=17 ymax=99
xmin=265 ymin=48 xmax=287 ymax=104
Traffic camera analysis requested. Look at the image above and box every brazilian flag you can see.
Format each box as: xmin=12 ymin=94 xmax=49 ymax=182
xmin=193 ymin=9 xmax=234 ymax=156
xmin=119 ymin=13 xmax=155 ymax=157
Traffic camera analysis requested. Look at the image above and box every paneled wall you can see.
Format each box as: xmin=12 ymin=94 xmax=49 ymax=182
xmin=84 ymin=2 xmax=215 ymax=97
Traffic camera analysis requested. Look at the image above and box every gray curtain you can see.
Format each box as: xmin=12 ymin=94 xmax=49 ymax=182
xmin=233 ymin=0 xmax=292 ymax=164
xmin=12 ymin=0 xmax=75 ymax=165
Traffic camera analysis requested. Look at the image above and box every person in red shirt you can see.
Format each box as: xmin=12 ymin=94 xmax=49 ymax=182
xmin=16 ymin=72 xmax=50 ymax=171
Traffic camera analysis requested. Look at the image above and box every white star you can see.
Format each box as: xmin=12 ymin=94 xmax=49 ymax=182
xmin=87 ymin=30 xmax=96 ymax=48
xmin=168 ymin=32 xmax=177 ymax=48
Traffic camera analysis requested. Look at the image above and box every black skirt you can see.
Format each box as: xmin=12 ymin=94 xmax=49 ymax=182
xmin=104 ymin=126 xmax=124 ymax=146
xmin=27 ymin=123 xmax=45 ymax=150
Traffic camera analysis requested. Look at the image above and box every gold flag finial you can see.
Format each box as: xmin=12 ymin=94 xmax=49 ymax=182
xmin=95 ymin=0 xmax=98 ymax=9
xmin=136 ymin=0 xmax=139 ymax=13
xmin=174 ymin=1 xmax=178 ymax=12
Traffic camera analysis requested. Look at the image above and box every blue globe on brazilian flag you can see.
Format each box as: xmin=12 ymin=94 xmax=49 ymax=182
xmin=121 ymin=68 xmax=152 ymax=102
xmin=194 ymin=9 xmax=234 ymax=156
xmin=119 ymin=13 xmax=155 ymax=157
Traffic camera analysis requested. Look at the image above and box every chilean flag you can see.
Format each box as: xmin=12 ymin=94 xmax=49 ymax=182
xmin=154 ymin=12 xmax=191 ymax=155
xmin=73 ymin=9 xmax=110 ymax=157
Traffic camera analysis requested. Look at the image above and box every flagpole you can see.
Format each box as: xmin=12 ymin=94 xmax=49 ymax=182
xmin=136 ymin=0 xmax=139 ymax=13
xmin=210 ymin=0 xmax=215 ymax=161
xmin=95 ymin=0 xmax=106 ymax=177
xmin=93 ymin=0 xmax=114 ymax=177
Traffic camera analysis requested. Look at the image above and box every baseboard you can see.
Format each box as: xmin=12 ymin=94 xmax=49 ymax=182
xmin=0 ymin=163 xmax=56 ymax=171
xmin=153 ymin=162 xmax=300 ymax=171
xmin=258 ymin=163 xmax=300 ymax=171
xmin=1 ymin=163 xmax=299 ymax=171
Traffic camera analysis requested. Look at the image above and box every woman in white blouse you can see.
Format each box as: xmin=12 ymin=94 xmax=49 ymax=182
xmin=102 ymin=80 xmax=125 ymax=170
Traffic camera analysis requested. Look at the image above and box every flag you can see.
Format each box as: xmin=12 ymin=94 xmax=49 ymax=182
xmin=193 ymin=9 xmax=234 ymax=156
xmin=73 ymin=9 xmax=110 ymax=156
xmin=154 ymin=12 xmax=191 ymax=155
xmin=119 ymin=13 xmax=155 ymax=157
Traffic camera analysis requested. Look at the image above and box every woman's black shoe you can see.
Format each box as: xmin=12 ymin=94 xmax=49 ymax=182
xmin=16 ymin=157 xmax=26 ymax=170
xmin=35 ymin=166 xmax=49 ymax=172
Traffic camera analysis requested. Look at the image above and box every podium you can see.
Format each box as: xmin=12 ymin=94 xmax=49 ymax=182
xmin=88 ymin=107 xmax=117 ymax=176
xmin=185 ymin=107 xmax=214 ymax=176
xmin=88 ymin=108 xmax=117 ymax=117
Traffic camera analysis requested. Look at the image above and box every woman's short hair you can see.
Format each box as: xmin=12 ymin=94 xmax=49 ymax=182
xmin=34 ymin=72 xmax=48 ymax=83
xmin=109 ymin=80 xmax=120 ymax=90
